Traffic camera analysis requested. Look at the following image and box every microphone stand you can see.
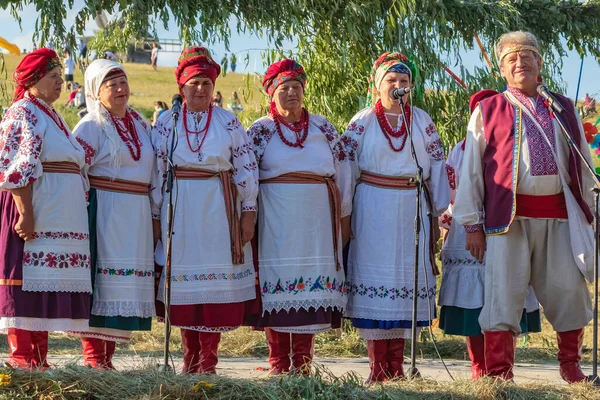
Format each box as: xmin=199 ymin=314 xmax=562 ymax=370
xmin=550 ymin=109 xmax=600 ymax=383
xmin=158 ymin=107 xmax=179 ymax=373
xmin=398 ymin=94 xmax=430 ymax=379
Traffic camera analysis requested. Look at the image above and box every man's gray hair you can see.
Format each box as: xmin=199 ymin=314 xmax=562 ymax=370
xmin=496 ymin=31 xmax=541 ymax=63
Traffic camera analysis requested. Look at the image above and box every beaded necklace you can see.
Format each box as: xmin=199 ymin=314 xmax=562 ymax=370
xmin=375 ymin=99 xmax=411 ymax=152
xmin=270 ymin=102 xmax=309 ymax=148
xmin=109 ymin=111 xmax=142 ymax=161
xmin=183 ymin=103 xmax=213 ymax=153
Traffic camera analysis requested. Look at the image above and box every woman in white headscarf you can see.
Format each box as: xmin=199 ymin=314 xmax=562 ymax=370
xmin=71 ymin=59 xmax=155 ymax=369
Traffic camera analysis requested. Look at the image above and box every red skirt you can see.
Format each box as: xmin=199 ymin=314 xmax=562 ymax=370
xmin=154 ymin=237 xmax=262 ymax=329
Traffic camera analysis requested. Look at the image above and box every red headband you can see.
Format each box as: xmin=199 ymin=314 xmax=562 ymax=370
xmin=262 ymin=59 xmax=307 ymax=97
xmin=175 ymin=47 xmax=220 ymax=90
xmin=12 ymin=48 xmax=62 ymax=104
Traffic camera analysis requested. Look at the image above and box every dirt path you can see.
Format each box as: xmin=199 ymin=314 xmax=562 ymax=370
xmin=1 ymin=354 xmax=569 ymax=385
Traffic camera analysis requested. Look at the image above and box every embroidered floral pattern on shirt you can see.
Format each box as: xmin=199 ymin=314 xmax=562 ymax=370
xmin=316 ymin=118 xmax=349 ymax=164
xmin=23 ymin=251 xmax=90 ymax=269
xmin=31 ymin=231 xmax=90 ymax=240
xmin=130 ymin=109 xmax=150 ymax=131
xmin=0 ymin=105 xmax=42 ymax=187
xmin=242 ymin=205 xmax=257 ymax=212
xmin=446 ymin=164 xmax=456 ymax=190
xmin=426 ymin=138 xmax=445 ymax=161
xmin=226 ymin=118 xmax=244 ymax=132
xmin=441 ymin=213 xmax=453 ymax=227
xmin=340 ymin=122 xmax=364 ymax=162
xmin=348 ymin=282 xmax=436 ymax=300
xmin=248 ymin=123 xmax=275 ymax=163
xmin=172 ymin=268 xmax=253 ymax=282
xmin=232 ymin=142 xmax=253 ymax=158
xmin=97 ymin=267 xmax=153 ymax=277
xmin=425 ymin=123 xmax=437 ymax=136
xmin=442 ymin=257 xmax=483 ymax=266
xmin=261 ymin=275 xmax=348 ymax=296
xmin=75 ymin=137 xmax=96 ymax=166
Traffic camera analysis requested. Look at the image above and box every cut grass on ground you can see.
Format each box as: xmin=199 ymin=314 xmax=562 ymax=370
xmin=1 ymin=364 xmax=600 ymax=400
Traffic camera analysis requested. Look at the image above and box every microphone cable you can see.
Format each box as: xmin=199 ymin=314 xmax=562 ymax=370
xmin=407 ymin=90 xmax=456 ymax=381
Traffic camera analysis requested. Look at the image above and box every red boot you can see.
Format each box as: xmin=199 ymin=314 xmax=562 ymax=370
xmin=31 ymin=331 xmax=49 ymax=370
xmin=7 ymin=328 xmax=33 ymax=369
xmin=291 ymin=333 xmax=315 ymax=375
xmin=483 ymin=331 xmax=515 ymax=380
xmin=366 ymin=339 xmax=388 ymax=383
xmin=265 ymin=328 xmax=291 ymax=375
xmin=387 ymin=338 xmax=405 ymax=379
xmin=81 ymin=337 xmax=107 ymax=370
xmin=466 ymin=335 xmax=486 ymax=379
xmin=181 ymin=329 xmax=201 ymax=374
xmin=198 ymin=332 xmax=221 ymax=374
xmin=557 ymin=329 xmax=588 ymax=383
xmin=105 ymin=340 xmax=116 ymax=370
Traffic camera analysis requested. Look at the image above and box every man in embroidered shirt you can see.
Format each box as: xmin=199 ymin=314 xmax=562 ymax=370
xmin=453 ymin=31 xmax=595 ymax=383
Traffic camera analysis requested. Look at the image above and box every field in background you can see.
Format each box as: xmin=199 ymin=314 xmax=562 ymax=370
xmin=0 ymin=54 xmax=266 ymax=129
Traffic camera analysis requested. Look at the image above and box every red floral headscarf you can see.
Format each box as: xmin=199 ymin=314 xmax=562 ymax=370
xmin=12 ymin=48 xmax=62 ymax=104
xmin=262 ymin=59 xmax=307 ymax=97
xmin=174 ymin=46 xmax=220 ymax=94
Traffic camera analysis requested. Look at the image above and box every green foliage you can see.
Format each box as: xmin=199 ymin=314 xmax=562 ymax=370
xmin=5 ymin=0 xmax=600 ymax=145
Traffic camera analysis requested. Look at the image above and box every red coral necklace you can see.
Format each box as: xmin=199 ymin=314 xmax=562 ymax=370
xmin=29 ymin=95 xmax=70 ymax=140
xmin=375 ymin=99 xmax=411 ymax=152
xmin=183 ymin=103 xmax=212 ymax=153
xmin=270 ymin=102 xmax=309 ymax=148
xmin=109 ymin=111 xmax=142 ymax=161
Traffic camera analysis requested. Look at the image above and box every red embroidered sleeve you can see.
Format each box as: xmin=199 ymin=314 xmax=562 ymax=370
xmin=0 ymin=105 xmax=43 ymax=189
xmin=446 ymin=164 xmax=457 ymax=190
xmin=75 ymin=137 xmax=96 ymax=166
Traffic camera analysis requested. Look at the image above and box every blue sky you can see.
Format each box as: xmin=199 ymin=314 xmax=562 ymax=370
xmin=0 ymin=1 xmax=599 ymax=100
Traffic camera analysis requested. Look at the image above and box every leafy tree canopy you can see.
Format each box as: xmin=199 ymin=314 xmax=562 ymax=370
xmin=4 ymin=0 xmax=600 ymax=144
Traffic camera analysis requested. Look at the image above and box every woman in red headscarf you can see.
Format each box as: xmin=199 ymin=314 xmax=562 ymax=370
xmin=150 ymin=47 xmax=259 ymax=374
xmin=0 ymin=48 xmax=91 ymax=369
xmin=247 ymin=59 xmax=352 ymax=375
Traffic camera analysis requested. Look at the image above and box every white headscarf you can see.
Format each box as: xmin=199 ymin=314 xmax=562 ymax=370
xmin=84 ymin=59 xmax=129 ymax=176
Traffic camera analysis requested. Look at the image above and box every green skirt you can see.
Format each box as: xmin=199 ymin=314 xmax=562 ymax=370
xmin=88 ymin=188 xmax=152 ymax=332
xmin=439 ymin=305 xmax=542 ymax=337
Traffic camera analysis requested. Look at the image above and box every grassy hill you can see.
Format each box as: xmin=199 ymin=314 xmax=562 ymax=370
xmin=0 ymin=54 xmax=266 ymax=128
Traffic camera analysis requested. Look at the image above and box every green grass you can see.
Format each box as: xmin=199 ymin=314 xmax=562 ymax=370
xmin=1 ymin=364 xmax=600 ymax=400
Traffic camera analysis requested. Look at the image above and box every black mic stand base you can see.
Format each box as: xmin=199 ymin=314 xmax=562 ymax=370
xmin=155 ymin=363 xmax=174 ymax=373
xmin=408 ymin=366 xmax=421 ymax=379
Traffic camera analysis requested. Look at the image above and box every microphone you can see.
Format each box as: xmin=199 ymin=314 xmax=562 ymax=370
xmin=536 ymin=84 xmax=565 ymax=114
xmin=390 ymin=87 xmax=411 ymax=100
xmin=171 ymin=94 xmax=183 ymax=119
